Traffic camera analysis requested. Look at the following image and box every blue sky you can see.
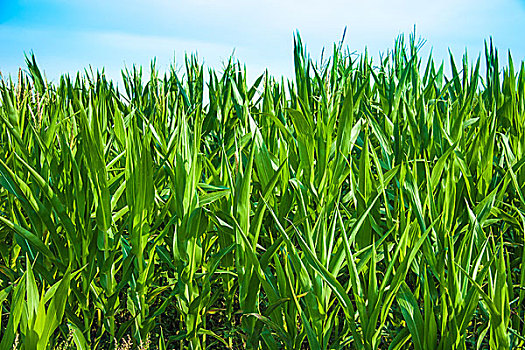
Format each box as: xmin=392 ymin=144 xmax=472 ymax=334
xmin=1 ymin=0 xmax=525 ymax=83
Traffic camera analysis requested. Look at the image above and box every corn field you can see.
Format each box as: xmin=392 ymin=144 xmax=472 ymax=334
xmin=1 ymin=33 xmax=525 ymax=349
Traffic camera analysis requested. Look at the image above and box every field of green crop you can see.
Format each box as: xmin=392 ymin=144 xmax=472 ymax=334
xmin=1 ymin=33 xmax=525 ymax=349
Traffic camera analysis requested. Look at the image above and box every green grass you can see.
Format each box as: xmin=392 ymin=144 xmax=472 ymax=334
xmin=1 ymin=33 xmax=525 ymax=349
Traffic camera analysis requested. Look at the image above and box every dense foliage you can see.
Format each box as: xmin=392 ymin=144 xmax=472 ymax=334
xmin=1 ymin=34 xmax=525 ymax=349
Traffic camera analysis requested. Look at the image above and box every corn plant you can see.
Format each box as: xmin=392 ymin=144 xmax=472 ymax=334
xmin=1 ymin=33 xmax=525 ymax=349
